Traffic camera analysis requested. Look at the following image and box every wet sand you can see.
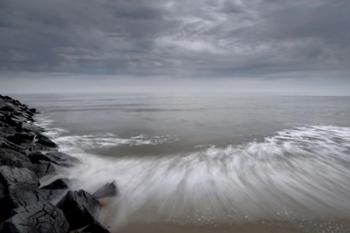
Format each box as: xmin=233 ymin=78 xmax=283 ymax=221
xmin=114 ymin=220 xmax=350 ymax=233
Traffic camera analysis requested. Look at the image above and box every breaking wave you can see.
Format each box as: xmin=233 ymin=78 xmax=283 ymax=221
xmin=55 ymin=134 xmax=172 ymax=152
xmin=35 ymin=115 xmax=173 ymax=153
xmin=35 ymin=115 xmax=350 ymax=230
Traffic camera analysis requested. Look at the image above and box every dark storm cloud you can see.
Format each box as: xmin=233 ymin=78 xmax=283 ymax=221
xmin=0 ymin=0 xmax=349 ymax=77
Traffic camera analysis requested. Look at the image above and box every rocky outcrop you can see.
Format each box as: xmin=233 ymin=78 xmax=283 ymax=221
xmin=1 ymin=202 xmax=69 ymax=233
xmin=57 ymin=190 xmax=100 ymax=230
xmin=41 ymin=178 xmax=70 ymax=190
xmin=93 ymin=181 xmax=118 ymax=199
xmin=0 ymin=95 xmax=112 ymax=233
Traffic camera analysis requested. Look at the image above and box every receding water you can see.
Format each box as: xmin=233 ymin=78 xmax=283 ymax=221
xmin=15 ymin=93 xmax=350 ymax=233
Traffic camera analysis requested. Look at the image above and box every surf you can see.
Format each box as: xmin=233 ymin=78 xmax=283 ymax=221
xmin=35 ymin=115 xmax=350 ymax=230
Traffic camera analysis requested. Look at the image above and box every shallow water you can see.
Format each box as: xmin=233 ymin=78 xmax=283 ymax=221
xmin=15 ymin=93 xmax=350 ymax=232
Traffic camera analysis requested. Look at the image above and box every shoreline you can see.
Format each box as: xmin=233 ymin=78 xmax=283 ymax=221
xmin=0 ymin=95 xmax=116 ymax=233
xmin=2 ymin=94 xmax=350 ymax=233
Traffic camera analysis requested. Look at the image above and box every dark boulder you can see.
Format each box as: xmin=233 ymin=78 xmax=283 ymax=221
xmin=36 ymin=134 xmax=57 ymax=148
xmin=31 ymin=160 xmax=57 ymax=178
xmin=57 ymin=190 xmax=100 ymax=230
xmin=28 ymin=151 xmax=50 ymax=163
xmin=0 ymin=122 xmax=17 ymax=137
xmin=72 ymin=220 xmax=110 ymax=233
xmin=44 ymin=151 xmax=78 ymax=166
xmin=29 ymin=108 xmax=37 ymax=113
xmin=10 ymin=188 xmax=66 ymax=207
xmin=0 ymin=114 xmax=22 ymax=128
xmin=0 ymin=148 xmax=32 ymax=168
xmin=0 ymin=103 xmax=16 ymax=112
xmin=93 ymin=181 xmax=118 ymax=199
xmin=21 ymin=122 xmax=43 ymax=134
xmin=29 ymin=151 xmax=78 ymax=167
xmin=0 ymin=137 xmax=25 ymax=152
xmin=0 ymin=166 xmax=39 ymax=190
xmin=0 ymin=181 xmax=5 ymax=203
xmin=41 ymin=178 xmax=69 ymax=190
xmin=0 ymin=166 xmax=40 ymax=217
xmin=2 ymin=188 xmax=67 ymax=218
xmin=0 ymin=202 xmax=69 ymax=233
xmin=6 ymin=132 xmax=35 ymax=145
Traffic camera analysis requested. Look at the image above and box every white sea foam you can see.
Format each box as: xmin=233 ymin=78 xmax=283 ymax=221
xmin=35 ymin=115 xmax=350 ymax=230
xmin=35 ymin=114 xmax=172 ymax=153
xmin=34 ymin=115 xmax=69 ymax=138
xmin=55 ymin=134 xmax=172 ymax=152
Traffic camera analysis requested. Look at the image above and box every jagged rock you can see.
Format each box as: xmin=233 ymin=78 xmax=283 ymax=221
xmin=93 ymin=181 xmax=117 ymax=199
xmin=0 ymin=166 xmax=39 ymax=190
xmin=0 ymin=103 xmax=16 ymax=112
xmin=0 ymin=99 xmax=6 ymax=108
xmin=0 ymin=201 xmax=69 ymax=233
xmin=21 ymin=122 xmax=43 ymax=134
xmin=41 ymin=178 xmax=69 ymax=190
xmin=57 ymin=190 xmax=100 ymax=230
xmin=0 ymin=181 xmax=5 ymax=202
xmin=0 ymin=137 xmax=25 ymax=152
xmin=0 ymin=188 xmax=66 ymax=218
xmin=0 ymin=122 xmax=17 ymax=137
xmin=11 ymin=114 xmax=30 ymax=123
xmin=6 ymin=188 xmax=66 ymax=209
xmin=32 ymin=160 xmax=57 ymax=178
xmin=29 ymin=151 xmax=77 ymax=167
xmin=0 ymin=148 xmax=32 ymax=168
xmin=0 ymin=95 xmax=109 ymax=232
xmin=45 ymin=151 xmax=78 ymax=166
xmin=6 ymin=132 xmax=35 ymax=145
xmin=72 ymin=221 xmax=110 ymax=233
xmin=36 ymin=134 xmax=57 ymax=148
xmin=0 ymin=166 xmax=40 ymax=217
xmin=0 ymin=114 xmax=22 ymax=128
xmin=28 ymin=151 xmax=49 ymax=163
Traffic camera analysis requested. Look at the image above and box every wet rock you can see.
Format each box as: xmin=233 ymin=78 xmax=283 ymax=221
xmin=28 ymin=151 xmax=49 ymax=163
xmin=0 ymin=202 xmax=69 ymax=233
xmin=6 ymin=188 xmax=66 ymax=209
xmin=0 ymin=166 xmax=39 ymax=190
xmin=36 ymin=134 xmax=57 ymax=148
xmin=0 ymin=103 xmax=16 ymax=112
xmin=0 ymin=114 xmax=22 ymax=128
xmin=29 ymin=151 xmax=77 ymax=167
xmin=44 ymin=152 xmax=78 ymax=166
xmin=46 ymin=151 xmax=78 ymax=167
xmin=72 ymin=221 xmax=110 ymax=233
xmin=21 ymin=122 xmax=43 ymax=134
xmin=0 ymin=148 xmax=32 ymax=168
xmin=93 ymin=181 xmax=118 ymax=199
xmin=6 ymin=132 xmax=35 ymax=145
xmin=31 ymin=160 xmax=57 ymax=178
xmin=41 ymin=178 xmax=69 ymax=190
xmin=0 ymin=181 xmax=5 ymax=202
xmin=0 ymin=95 xmax=108 ymax=232
xmin=0 ymin=122 xmax=17 ymax=137
xmin=29 ymin=108 xmax=37 ymax=113
xmin=0 ymin=137 xmax=25 ymax=152
xmin=0 ymin=166 xmax=40 ymax=217
xmin=57 ymin=190 xmax=100 ymax=230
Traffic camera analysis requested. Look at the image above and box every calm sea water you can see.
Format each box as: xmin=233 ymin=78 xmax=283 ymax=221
xmin=15 ymin=93 xmax=350 ymax=233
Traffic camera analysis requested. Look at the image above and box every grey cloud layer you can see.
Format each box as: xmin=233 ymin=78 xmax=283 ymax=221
xmin=0 ymin=0 xmax=349 ymax=77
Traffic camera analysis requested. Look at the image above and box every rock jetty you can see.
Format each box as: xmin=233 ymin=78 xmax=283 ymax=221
xmin=0 ymin=95 xmax=116 ymax=233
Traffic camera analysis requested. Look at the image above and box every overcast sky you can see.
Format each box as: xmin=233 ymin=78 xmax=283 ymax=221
xmin=0 ymin=0 xmax=349 ymax=94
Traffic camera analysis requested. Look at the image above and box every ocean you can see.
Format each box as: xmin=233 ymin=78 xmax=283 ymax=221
xmin=15 ymin=93 xmax=350 ymax=233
